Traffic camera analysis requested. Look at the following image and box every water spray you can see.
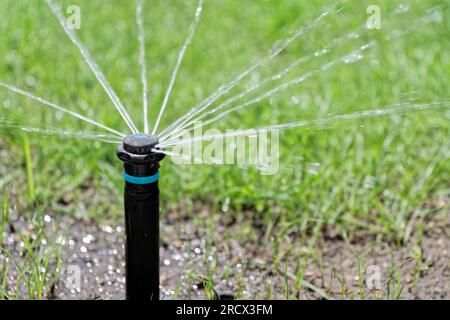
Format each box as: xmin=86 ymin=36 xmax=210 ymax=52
xmin=117 ymin=134 xmax=165 ymax=300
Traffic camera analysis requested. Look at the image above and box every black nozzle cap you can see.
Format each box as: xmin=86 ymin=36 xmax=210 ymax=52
xmin=123 ymin=134 xmax=159 ymax=155
xmin=117 ymin=134 xmax=165 ymax=164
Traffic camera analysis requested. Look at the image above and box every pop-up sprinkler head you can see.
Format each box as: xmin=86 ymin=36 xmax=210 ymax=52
xmin=117 ymin=133 xmax=165 ymax=167
xmin=117 ymin=134 xmax=165 ymax=300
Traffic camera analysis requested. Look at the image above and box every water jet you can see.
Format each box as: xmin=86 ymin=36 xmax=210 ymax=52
xmin=116 ymin=134 xmax=165 ymax=300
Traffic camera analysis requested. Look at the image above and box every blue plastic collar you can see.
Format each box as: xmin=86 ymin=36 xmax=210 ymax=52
xmin=123 ymin=171 xmax=160 ymax=185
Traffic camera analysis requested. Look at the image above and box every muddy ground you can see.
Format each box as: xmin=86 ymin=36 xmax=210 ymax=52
xmin=1 ymin=206 xmax=448 ymax=300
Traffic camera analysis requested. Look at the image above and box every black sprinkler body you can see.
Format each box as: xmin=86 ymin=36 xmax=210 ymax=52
xmin=117 ymin=134 xmax=165 ymax=300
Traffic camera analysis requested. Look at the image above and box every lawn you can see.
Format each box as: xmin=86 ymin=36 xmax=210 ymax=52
xmin=0 ymin=0 xmax=448 ymax=299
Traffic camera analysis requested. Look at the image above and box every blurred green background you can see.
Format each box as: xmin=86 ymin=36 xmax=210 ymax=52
xmin=0 ymin=0 xmax=448 ymax=256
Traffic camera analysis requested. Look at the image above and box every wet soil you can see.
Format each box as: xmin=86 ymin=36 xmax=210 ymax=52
xmin=1 ymin=207 xmax=448 ymax=300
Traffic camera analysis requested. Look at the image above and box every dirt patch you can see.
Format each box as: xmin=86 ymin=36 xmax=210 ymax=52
xmin=1 ymin=208 xmax=448 ymax=300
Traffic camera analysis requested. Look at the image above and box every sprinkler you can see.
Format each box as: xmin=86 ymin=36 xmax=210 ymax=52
xmin=116 ymin=134 xmax=165 ymax=300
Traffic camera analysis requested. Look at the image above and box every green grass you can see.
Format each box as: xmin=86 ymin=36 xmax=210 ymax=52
xmin=23 ymin=135 xmax=36 ymax=205
xmin=0 ymin=0 xmax=449 ymax=299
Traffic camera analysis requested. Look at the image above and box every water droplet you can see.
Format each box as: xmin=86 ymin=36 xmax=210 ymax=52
xmin=56 ymin=236 xmax=66 ymax=245
xmin=343 ymin=52 xmax=364 ymax=64
xmin=395 ymin=4 xmax=410 ymax=14
xmin=173 ymin=254 xmax=182 ymax=261
xmin=314 ymin=48 xmax=329 ymax=57
xmin=102 ymin=226 xmax=113 ymax=233
xmin=306 ymin=162 xmax=321 ymax=175
xmin=82 ymin=234 xmax=95 ymax=244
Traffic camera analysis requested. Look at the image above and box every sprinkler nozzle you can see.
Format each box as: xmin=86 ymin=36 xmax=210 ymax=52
xmin=117 ymin=134 xmax=165 ymax=164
